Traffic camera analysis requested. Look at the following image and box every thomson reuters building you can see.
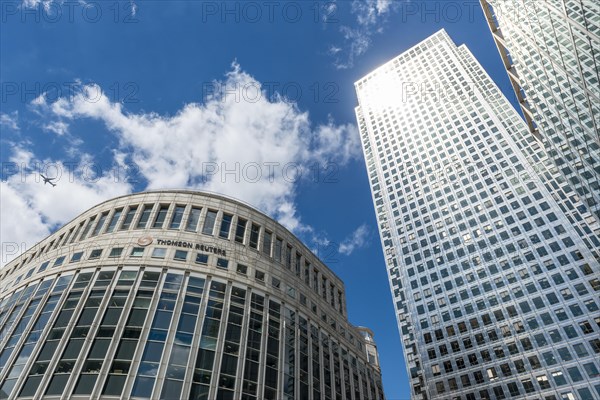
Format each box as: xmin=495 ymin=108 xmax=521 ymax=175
xmin=0 ymin=191 xmax=385 ymax=400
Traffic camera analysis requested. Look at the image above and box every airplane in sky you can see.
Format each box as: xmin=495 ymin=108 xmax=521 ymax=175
xmin=40 ymin=174 xmax=57 ymax=187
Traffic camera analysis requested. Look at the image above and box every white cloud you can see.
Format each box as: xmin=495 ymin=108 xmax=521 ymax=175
xmin=328 ymin=45 xmax=342 ymax=55
xmin=1 ymin=183 xmax=52 ymax=266
xmin=30 ymin=63 xmax=360 ymax=229
xmin=0 ymin=111 xmax=19 ymax=131
xmin=31 ymin=94 xmax=47 ymax=107
xmin=1 ymin=151 xmax=132 ymax=266
xmin=43 ymin=120 xmax=69 ymax=135
xmin=4 ymin=63 xmax=361 ymax=266
xmin=329 ymin=0 xmax=398 ymax=69
xmin=376 ymin=0 xmax=393 ymax=14
xmin=21 ymin=0 xmax=53 ymax=11
xmin=311 ymin=118 xmax=362 ymax=165
xmin=338 ymin=224 xmax=370 ymax=255
xmin=130 ymin=0 xmax=137 ymax=17
xmin=9 ymin=145 xmax=34 ymax=165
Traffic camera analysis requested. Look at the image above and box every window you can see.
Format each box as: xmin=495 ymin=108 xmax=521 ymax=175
xmin=582 ymin=362 xmax=599 ymax=378
xmin=287 ymin=286 xmax=295 ymax=298
xmin=235 ymin=218 xmax=247 ymax=243
xmin=255 ymin=270 xmax=265 ymax=283
xmin=564 ymin=325 xmax=578 ymax=338
xmin=152 ymin=248 xmax=167 ymax=259
xmin=169 ymin=206 xmax=186 ymax=229
xmin=435 ymin=381 xmax=445 ymax=394
xmin=543 ymin=351 xmax=557 ymax=366
xmin=92 ymin=212 xmax=108 ymax=236
xmin=274 ymin=238 xmax=283 ymax=261
xmin=216 ymin=258 xmax=229 ymax=269
xmin=527 ymin=317 xmax=539 ymax=330
xmin=461 ymin=374 xmax=471 ymax=387
xmin=448 ymin=378 xmax=458 ymax=390
xmin=549 ymin=330 xmax=563 ymax=343
xmin=579 ymin=321 xmax=594 ymax=334
xmin=186 ymin=207 xmax=202 ymax=231
xmin=109 ymin=247 xmax=123 ymax=258
xmin=535 ymin=333 xmax=547 ymax=347
xmin=53 ymin=256 xmax=66 ymax=266
xmin=569 ymin=344 xmax=588 ymax=360
xmin=236 ymin=263 xmax=248 ymax=275
xmin=567 ymin=366 xmax=583 ymax=382
xmin=202 ymin=210 xmax=217 ymax=235
xmin=556 ymin=308 xmax=568 ymax=321
xmin=70 ymin=252 xmax=84 ymax=263
xmin=295 ymin=252 xmax=301 ymax=276
xmin=577 ymin=389 xmax=593 ymax=400
xmin=152 ymin=205 xmax=169 ymax=228
xmin=428 ymin=348 xmax=437 ymax=360
xmin=120 ymin=206 xmax=137 ymax=230
xmin=528 ymin=355 xmax=541 ymax=369
xmin=106 ymin=209 xmax=123 ymax=233
xmin=89 ymin=249 xmax=102 ymax=259
xmin=77 ymin=218 xmax=95 ymax=242
xmin=249 ymin=224 xmax=260 ymax=249
xmin=174 ymin=250 xmax=188 ymax=261
xmin=195 ymin=254 xmax=209 ymax=265
xmin=537 ymin=375 xmax=550 ymax=389
xmin=136 ymin=205 xmax=153 ymax=229
xmin=560 ymin=287 xmax=573 ymax=300
xmin=286 ymin=245 xmax=292 ymax=269
xmin=219 ymin=214 xmax=232 ymax=239
xmin=263 ymin=231 xmax=272 ymax=256
xmin=507 ymin=382 xmax=519 ymax=396
xmin=272 ymin=277 xmax=281 ymax=289
xmin=514 ymin=359 xmax=525 ymax=373
xmin=37 ymin=261 xmax=50 ymax=273
xmin=130 ymin=247 xmax=144 ymax=257
xmin=584 ymin=299 xmax=598 ymax=312
xmin=552 ymin=371 xmax=567 ymax=386
xmin=591 ymin=339 xmax=600 ymax=354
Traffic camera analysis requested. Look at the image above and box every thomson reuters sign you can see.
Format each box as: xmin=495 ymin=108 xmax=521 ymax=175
xmin=137 ymin=236 xmax=228 ymax=257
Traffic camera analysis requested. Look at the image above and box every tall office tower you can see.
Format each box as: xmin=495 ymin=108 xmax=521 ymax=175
xmin=480 ymin=0 xmax=600 ymax=222
xmin=355 ymin=29 xmax=600 ymax=400
xmin=0 ymin=190 xmax=384 ymax=400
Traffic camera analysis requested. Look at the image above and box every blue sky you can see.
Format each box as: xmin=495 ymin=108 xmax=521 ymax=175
xmin=1 ymin=1 xmax=520 ymax=398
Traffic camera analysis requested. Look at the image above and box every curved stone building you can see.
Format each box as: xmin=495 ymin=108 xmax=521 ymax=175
xmin=0 ymin=190 xmax=385 ymax=400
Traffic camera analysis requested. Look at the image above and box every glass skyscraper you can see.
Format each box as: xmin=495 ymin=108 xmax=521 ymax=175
xmin=0 ymin=190 xmax=384 ymax=400
xmin=355 ymin=30 xmax=600 ymax=399
xmin=481 ymin=0 xmax=600 ymax=223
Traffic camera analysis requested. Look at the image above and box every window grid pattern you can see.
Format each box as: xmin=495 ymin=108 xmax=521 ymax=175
xmin=0 ymin=192 xmax=384 ymax=400
xmin=355 ymin=30 xmax=600 ymax=400
xmin=2 ymin=195 xmax=349 ymax=326
xmin=482 ymin=0 xmax=600 ymax=223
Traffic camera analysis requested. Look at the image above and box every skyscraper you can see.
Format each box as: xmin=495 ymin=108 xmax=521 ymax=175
xmin=0 ymin=190 xmax=384 ymax=400
xmin=480 ymin=0 xmax=600 ymax=223
xmin=355 ymin=29 xmax=600 ymax=399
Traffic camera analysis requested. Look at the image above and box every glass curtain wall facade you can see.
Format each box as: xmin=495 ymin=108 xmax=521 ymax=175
xmin=480 ymin=0 xmax=600 ymax=222
xmin=355 ymin=29 xmax=600 ymax=400
xmin=0 ymin=191 xmax=384 ymax=400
